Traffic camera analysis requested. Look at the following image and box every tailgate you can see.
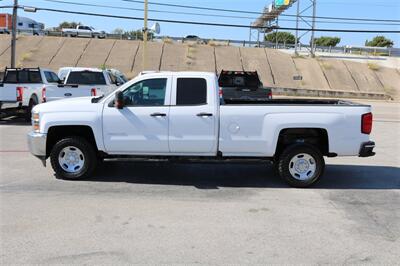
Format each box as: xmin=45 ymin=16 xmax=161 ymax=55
xmin=46 ymin=84 xmax=95 ymax=102
xmin=0 ymin=84 xmax=17 ymax=102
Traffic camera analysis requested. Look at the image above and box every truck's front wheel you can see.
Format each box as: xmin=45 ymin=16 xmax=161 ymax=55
xmin=50 ymin=137 xmax=97 ymax=180
xmin=277 ymin=144 xmax=325 ymax=188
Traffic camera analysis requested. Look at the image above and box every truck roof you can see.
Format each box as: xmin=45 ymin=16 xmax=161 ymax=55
xmin=58 ymin=67 xmax=104 ymax=73
xmin=140 ymin=71 xmax=216 ymax=77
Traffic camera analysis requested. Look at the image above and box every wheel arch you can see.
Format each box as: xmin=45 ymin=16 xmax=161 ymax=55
xmin=46 ymin=125 xmax=98 ymax=157
xmin=274 ymin=128 xmax=330 ymax=158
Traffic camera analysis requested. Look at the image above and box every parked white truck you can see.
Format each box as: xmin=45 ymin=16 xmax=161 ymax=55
xmin=27 ymin=72 xmax=375 ymax=187
xmin=58 ymin=67 xmax=124 ymax=97
xmin=0 ymin=67 xmax=60 ymax=119
xmin=61 ymin=25 xmax=106 ymax=38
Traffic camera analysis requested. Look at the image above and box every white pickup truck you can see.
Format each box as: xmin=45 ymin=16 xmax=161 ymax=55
xmin=27 ymin=72 xmax=375 ymax=187
xmin=0 ymin=68 xmax=61 ymax=120
xmin=61 ymin=25 xmax=106 ymax=38
xmin=58 ymin=67 xmax=124 ymax=97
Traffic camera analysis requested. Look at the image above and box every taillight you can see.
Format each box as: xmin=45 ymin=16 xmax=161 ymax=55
xmin=361 ymin=112 xmax=373 ymax=134
xmin=219 ymin=88 xmax=223 ymax=98
xmin=16 ymin=87 xmax=23 ymax=102
xmin=91 ymin=88 xmax=97 ymax=96
xmin=42 ymin=87 xmax=46 ymax=102
xmin=267 ymin=91 xmax=272 ymax=99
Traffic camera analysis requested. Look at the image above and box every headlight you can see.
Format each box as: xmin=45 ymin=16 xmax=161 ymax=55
xmin=32 ymin=112 xmax=40 ymax=132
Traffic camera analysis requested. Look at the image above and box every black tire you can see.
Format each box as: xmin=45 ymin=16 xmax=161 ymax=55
xmin=25 ymin=97 xmax=38 ymax=122
xmin=277 ymin=143 xmax=325 ymax=188
xmin=50 ymin=137 xmax=97 ymax=180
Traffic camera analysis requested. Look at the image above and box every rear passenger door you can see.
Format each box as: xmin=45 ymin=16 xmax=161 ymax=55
xmin=168 ymin=75 xmax=218 ymax=155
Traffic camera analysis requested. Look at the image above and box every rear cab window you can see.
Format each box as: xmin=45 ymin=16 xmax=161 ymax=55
xmin=3 ymin=69 xmax=42 ymax=83
xmin=66 ymin=71 xmax=106 ymax=85
xmin=176 ymin=78 xmax=207 ymax=105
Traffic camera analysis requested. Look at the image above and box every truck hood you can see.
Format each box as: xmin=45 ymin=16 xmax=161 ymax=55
xmin=32 ymin=97 xmax=100 ymax=113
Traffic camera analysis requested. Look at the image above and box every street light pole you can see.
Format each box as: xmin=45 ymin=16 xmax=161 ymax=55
xmin=11 ymin=0 xmax=18 ymax=68
xmin=142 ymin=0 xmax=148 ymax=71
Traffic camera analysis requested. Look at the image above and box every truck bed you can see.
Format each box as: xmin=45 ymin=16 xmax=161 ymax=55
xmin=223 ymin=98 xmax=366 ymax=106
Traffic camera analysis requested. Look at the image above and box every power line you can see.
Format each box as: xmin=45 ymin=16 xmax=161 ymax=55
xmin=17 ymin=6 xmax=400 ymax=33
xmin=121 ymin=0 xmax=400 ymax=23
xmin=41 ymin=0 xmax=400 ymax=26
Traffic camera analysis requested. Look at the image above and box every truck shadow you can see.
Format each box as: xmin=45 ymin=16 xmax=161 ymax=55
xmin=88 ymin=161 xmax=400 ymax=190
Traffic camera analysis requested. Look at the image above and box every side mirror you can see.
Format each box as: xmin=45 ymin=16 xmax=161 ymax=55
xmin=115 ymin=91 xmax=124 ymax=109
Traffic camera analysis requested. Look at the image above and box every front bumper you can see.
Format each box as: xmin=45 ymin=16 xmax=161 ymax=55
xmin=27 ymin=131 xmax=47 ymax=161
xmin=359 ymin=141 xmax=375 ymax=157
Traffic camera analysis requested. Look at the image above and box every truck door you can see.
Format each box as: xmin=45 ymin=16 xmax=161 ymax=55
xmin=168 ymin=76 xmax=218 ymax=155
xmin=102 ymin=76 xmax=171 ymax=154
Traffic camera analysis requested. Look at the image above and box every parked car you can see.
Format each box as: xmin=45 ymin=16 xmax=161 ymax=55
xmin=183 ymin=35 xmax=205 ymax=44
xmin=58 ymin=67 xmax=125 ymax=96
xmin=61 ymin=25 xmax=106 ymax=38
xmin=0 ymin=67 xmax=60 ymax=120
xmin=27 ymin=71 xmax=375 ymax=187
xmin=218 ymin=70 xmax=272 ymax=103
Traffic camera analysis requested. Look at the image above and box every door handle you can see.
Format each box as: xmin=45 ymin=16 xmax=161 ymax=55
xmin=197 ymin=112 xmax=213 ymax=117
xmin=150 ymin=112 xmax=167 ymax=117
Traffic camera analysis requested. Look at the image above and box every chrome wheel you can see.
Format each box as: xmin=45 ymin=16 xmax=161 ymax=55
xmin=288 ymin=153 xmax=316 ymax=181
xmin=58 ymin=146 xmax=85 ymax=173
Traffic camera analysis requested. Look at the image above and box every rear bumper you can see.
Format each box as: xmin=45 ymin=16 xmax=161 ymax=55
xmin=27 ymin=131 xmax=47 ymax=160
xmin=359 ymin=141 xmax=375 ymax=157
xmin=0 ymin=101 xmax=22 ymax=110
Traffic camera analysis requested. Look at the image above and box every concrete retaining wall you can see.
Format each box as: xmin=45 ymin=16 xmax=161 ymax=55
xmin=48 ymin=38 xmax=91 ymax=70
xmin=77 ymin=39 xmax=116 ymax=68
xmin=292 ymin=57 xmax=330 ymax=90
xmin=1 ymin=35 xmax=399 ymax=99
xmin=131 ymin=42 xmax=163 ymax=77
xmin=265 ymin=49 xmax=300 ymax=88
xmin=215 ymin=46 xmax=242 ymax=73
xmin=240 ymin=47 xmax=274 ymax=86
xmin=105 ymin=40 xmax=139 ymax=75
xmin=318 ymin=59 xmax=359 ymax=91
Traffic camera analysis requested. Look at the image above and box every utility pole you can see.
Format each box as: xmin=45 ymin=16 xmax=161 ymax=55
xmin=11 ymin=0 xmax=18 ymax=68
xmin=294 ymin=0 xmax=300 ymax=55
xmin=142 ymin=0 xmax=148 ymax=71
xmin=310 ymin=0 xmax=317 ymax=57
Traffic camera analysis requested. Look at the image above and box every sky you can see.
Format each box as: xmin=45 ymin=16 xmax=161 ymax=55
xmin=1 ymin=0 xmax=399 ymax=47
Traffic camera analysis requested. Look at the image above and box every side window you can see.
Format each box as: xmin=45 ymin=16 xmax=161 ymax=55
xmin=44 ymin=71 xmax=60 ymax=83
xmin=122 ymin=78 xmax=167 ymax=106
xmin=108 ymin=72 xmax=117 ymax=85
xmin=176 ymin=78 xmax=207 ymax=105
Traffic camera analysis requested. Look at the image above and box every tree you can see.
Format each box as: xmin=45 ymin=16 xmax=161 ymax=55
xmin=314 ymin=36 xmax=341 ymax=47
xmin=57 ymin=21 xmax=80 ymax=30
xmin=365 ymin=36 xmax=394 ymax=47
xmin=124 ymin=30 xmax=154 ymax=40
xmin=111 ymin=28 xmax=124 ymax=35
xmin=265 ymin=31 xmax=295 ymax=44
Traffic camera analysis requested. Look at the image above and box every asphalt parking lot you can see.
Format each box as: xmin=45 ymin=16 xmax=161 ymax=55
xmin=0 ymin=100 xmax=399 ymax=264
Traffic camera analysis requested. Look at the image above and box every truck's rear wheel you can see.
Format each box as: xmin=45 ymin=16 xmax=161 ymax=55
xmin=25 ymin=97 xmax=38 ymax=122
xmin=50 ymin=137 xmax=97 ymax=180
xmin=277 ymin=144 xmax=324 ymax=188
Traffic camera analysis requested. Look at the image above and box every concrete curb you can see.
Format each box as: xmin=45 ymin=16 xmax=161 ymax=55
xmin=271 ymin=87 xmax=390 ymax=100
